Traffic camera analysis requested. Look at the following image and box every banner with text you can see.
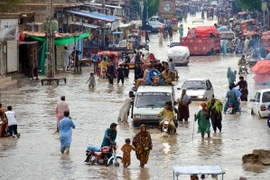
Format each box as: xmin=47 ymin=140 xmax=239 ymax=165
xmin=0 ymin=19 xmax=18 ymax=42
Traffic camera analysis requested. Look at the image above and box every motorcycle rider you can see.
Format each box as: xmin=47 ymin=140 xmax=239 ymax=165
xmin=101 ymin=123 xmax=117 ymax=148
xmin=158 ymin=101 xmax=176 ymax=132
xmin=224 ymin=85 xmax=239 ymax=113
xmin=238 ymin=55 xmax=248 ymax=74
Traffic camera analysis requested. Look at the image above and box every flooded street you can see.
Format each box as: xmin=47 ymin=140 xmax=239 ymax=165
xmin=0 ymin=15 xmax=270 ymax=180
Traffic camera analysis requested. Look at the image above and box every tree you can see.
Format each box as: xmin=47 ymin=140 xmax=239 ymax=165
xmin=0 ymin=0 xmax=24 ymax=13
xmin=130 ymin=0 xmax=160 ymax=20
xmin=235 ymin=0 xmax=261 ymax=11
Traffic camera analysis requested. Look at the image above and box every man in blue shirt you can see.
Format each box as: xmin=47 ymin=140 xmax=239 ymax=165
xmin=145 ymin=65 xmax=163 ymax=85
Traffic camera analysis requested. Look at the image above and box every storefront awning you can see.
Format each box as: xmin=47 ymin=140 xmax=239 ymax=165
xmin=66 ymin=10 xmax=118 ymax=22
xmin=70 ymin=22 xmax=100 ymax=29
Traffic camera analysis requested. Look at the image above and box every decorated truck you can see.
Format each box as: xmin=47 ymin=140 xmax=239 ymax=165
xmin=180 ymin=26 xmax=221 ymax=55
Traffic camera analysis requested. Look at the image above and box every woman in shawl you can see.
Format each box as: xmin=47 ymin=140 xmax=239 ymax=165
xmin=132 ymin=124 xmax=152 ymax=168
xmin=227 ymin=67 xmax=236 ymax=85
xmin=195 ymin=103 xmax=211 ymax=139
xmin=178 ymin=89 xmax=191 ymax=121
xmin=207 ymin=97 xmax=223 ymax=133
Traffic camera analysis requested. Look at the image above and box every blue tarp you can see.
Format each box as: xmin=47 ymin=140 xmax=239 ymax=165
xmin=218 ymin=26 xmax=228 ymax=32
xmin=66 ymin=10 xmax=118 ymax=22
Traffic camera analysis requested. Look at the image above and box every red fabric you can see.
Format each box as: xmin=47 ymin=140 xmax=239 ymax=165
xmin=252 ymin=60 xmax=270 ymax=74
xmin=193 ymin=26 xmax=219 ymax=38
xmin=149 ymin=54 xmax=156 ymax=61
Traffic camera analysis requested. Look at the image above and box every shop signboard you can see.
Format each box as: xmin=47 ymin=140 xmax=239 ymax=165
xmin=0 ymin=19 xmax=18 ymax=42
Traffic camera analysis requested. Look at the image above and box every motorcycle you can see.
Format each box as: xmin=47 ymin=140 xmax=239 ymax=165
xmin=160 ymin=118 xmax=177 ymax=134
xmin=235 ymin=44 xmax=244 ymax=54
xmin=239 ymin=65 xmax=248 ymax=75
xmin=226 ymin=101 xmax=241 ymax=114
xmin=97 ymin=68 xmax=107 ymax=79
xmin=84 ymin=142 xmax=122 ymax=166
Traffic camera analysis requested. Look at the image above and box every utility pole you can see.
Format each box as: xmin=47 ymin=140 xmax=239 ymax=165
xmin=46 ymin=0 xmax=55 ymax=78
xmin=146 ymin=0 xmax=148 ymax=20
xmin=101 ymin=0 xmax=105 ymax=47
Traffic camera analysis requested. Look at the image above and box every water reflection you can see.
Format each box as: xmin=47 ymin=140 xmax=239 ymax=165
xmin=122 ymin=168 xmax=132 ymax=180
xmin=196 ymin=133 xmax=223 ymax=158
xmin=0 ymin=138 xmax=17 ymax=152
xmin=138 ymin=168 xmax=150 ymax=180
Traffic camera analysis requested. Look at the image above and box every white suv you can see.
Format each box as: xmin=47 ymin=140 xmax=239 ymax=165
xmin=132 ymin=86 xmax=176 ymax=127
xmin=251 ymin=89 xmax=270 ymax=118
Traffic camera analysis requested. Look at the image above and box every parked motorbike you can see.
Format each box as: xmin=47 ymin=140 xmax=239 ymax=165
xmin=97 ymin=68 xmax=107 ymax=79
xmin=84 ymin=142 xmax=122 ymax=166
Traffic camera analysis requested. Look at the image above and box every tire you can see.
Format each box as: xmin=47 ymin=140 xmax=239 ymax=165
xmin=133 ymin=121 xmax=141 ymax=127
xmin=251 ymin=108 xmax=254 ymax=115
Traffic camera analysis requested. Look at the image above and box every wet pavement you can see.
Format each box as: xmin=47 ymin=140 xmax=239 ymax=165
xmin=0 ymin=14 xmax=270 ymax=180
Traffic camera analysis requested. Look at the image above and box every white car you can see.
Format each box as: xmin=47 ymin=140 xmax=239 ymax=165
xmin=211 ymin=1 xmax=218 ymax=6
xmin=250 ymin=89 xmax=270 ymax=118
xmin=132 ymin=86 xmax=176 ymax=127
xmin=177 ymin=78 xmax=214 ymax=101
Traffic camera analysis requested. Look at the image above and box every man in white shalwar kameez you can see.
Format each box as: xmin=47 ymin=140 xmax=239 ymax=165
xmin=63 ymin=46 xmax=70 ymax=71
xmin=118 ymin=94 xmax=135 ymax=122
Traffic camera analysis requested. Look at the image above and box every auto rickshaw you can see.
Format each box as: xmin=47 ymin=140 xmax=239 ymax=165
xmin=241 ymin=19 xmax=255 ymax=34
xmin=97 ymin=51 xmax=120 ymax=68
xmin=170 ymin=18 xmax=179 ymax=31
xmin=127 ymin=33 xmax=149 ymax=50
xmin=207 ymin=7 xmax=214 ymax=19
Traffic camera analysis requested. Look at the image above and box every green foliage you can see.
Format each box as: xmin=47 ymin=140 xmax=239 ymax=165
xmin=0 ymin=0 xmax=24 ymax=12
xmin=130 ymin=0 xmax=160 ymax=19
xmin=235 ymin=0 xmax=261 ymax=11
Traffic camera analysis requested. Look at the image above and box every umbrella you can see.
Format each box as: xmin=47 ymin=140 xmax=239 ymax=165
xmin=252 ymin=60 xmax=270 ymax=74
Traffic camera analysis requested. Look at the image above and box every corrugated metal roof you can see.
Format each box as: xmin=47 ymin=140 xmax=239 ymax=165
xmin=70 ymin=22 xmax=100 ymax=29
xmin=66 ymin=10 xmax=118 ymax=22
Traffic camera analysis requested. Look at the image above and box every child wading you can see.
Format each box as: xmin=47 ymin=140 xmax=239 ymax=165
xmin=86 ymin=73 xmax=96 ymax=88
xmin=121 ymin=138 xmax=136 ymax=168
xmin=5 ymin=106 xmax=20 ymax=138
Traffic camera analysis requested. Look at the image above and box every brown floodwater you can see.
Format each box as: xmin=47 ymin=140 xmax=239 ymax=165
xmin=0 ymin=14 xmax=270 ymax=180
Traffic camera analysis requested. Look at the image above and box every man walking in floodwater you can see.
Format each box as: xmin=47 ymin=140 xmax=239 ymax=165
xmin=55 ymin=96 xmax=70 ymax=133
